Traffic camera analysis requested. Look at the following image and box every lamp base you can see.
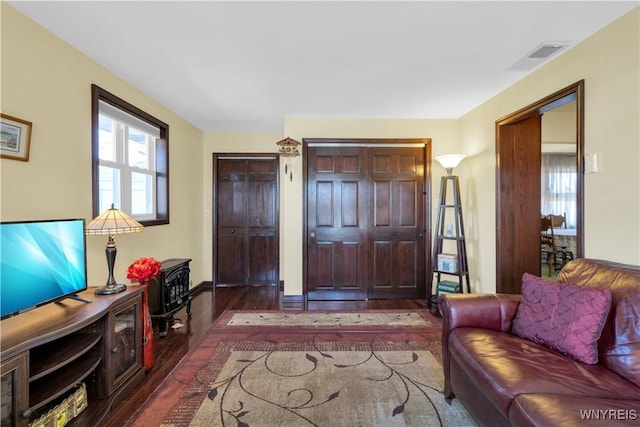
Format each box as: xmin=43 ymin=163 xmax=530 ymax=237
xmin=94 ymin=283 xmax=127 ymax=295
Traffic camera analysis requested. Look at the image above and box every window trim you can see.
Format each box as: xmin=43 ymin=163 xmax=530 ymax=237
xmin=91 ymin=84 xmax=169 ymax=226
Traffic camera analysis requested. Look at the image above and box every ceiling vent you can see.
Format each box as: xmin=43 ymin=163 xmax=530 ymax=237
xmin=508 ymin=42 xmax=571 ymax=71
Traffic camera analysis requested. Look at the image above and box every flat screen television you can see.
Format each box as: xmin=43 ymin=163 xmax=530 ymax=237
xmin=1 ymin=218 xmax=88 ymax=319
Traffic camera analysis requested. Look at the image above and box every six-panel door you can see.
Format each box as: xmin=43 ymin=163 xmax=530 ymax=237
xmin=216 ymin=158 xmax=278 ymax=286
xmin=307 ymin=145 xmax=425 ymax=300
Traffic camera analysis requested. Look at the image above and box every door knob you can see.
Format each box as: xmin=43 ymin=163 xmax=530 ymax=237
xmin=310 ymin=231 xmax=316 ymax=238
xmin=230 ymin=229 xmax=235 ymax=234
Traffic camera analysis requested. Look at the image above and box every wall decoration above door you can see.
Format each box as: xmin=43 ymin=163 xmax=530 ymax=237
xmin=276 ymin=136 xmax=301 ymax=181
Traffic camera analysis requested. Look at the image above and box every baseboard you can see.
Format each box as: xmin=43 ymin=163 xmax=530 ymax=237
xmin=281 ymin=294 xmax=305 ymax=303
xmin=190 ymin=281 xmax=212 ymax=296
xmin=191 ymin=281 xmax=295 ymax=301
xmin=189 ymin=282 xmax=337 ymax=308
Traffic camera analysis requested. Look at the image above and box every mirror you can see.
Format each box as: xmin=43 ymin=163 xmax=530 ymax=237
xmin=540 ymin=100 xmax=577 ymax=279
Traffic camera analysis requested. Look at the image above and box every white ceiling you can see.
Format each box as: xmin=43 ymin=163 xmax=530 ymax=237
xmin=8 ymin=1 xmax=638 ymax=132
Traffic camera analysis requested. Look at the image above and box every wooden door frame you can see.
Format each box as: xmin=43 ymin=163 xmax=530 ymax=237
xmin=496 ymin=80 xmax=584 ymax=292
xmin=302 ymin=138 xmax=432 ymax=298
xmin=212 ymin=153 xmax=280 ymax=288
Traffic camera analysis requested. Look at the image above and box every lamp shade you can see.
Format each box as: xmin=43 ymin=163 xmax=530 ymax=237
xmin=435 ymin=154 xmax=466 ymax=176
xmin=435 ymin=154 xmax=466 ymax=169
xmin=85 ymin=204 xmax=144 ymax=235
xmin=85 ymin=204 xmax=143 ymax=295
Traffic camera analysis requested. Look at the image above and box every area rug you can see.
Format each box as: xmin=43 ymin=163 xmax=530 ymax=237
xmin=127 ymin=310 xmax=476 ymax=427
xmin=216 ymin=309 xmax=434 ymax=328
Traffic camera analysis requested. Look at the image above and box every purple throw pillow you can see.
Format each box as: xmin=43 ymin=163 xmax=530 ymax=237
xmin=512 ymin=273 xmax=612 ymax=364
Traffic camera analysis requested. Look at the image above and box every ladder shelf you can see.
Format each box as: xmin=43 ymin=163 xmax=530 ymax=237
xmin=429 ymin=175 xmax=471 ymax=310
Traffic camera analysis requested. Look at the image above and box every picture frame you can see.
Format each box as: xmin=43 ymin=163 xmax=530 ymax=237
xmin=1 ymin=113 xmax=32 ymax=161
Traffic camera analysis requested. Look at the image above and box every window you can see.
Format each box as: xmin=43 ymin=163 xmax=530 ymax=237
xmin=548 ymin=171 xmax=577 ymax=195
xmin=541 ymin=154 xmax=576 ymax=228
xmin=92 ymin=85 xmax=169 ymax=225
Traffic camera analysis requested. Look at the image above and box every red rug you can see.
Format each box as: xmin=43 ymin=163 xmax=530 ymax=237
xmin=127 ymin=310 xmax=475 ymax=426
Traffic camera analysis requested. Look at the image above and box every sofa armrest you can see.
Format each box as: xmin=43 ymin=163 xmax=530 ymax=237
xmin=438 ymin=293 xmax=521 ymax=399
xmin=439 ymin=293 xmax=522 ymax=333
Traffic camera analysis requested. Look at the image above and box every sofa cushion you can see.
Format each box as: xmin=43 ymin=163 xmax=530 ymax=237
xmin=510 ymin=394 xmax=640 ymax=427
xmin=512 ymin=273 xmax=612 ymax=364
xmin=558 ymin=259 xmax=640 ymax=388
xmin=448 ymin=328 xmax=640 ymax=416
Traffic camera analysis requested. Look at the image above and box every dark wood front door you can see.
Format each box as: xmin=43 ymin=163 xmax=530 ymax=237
xmin=214 ymin=155 xmax=278 ymax=286
xmin=306 ymin=141 xmax=427 ymax=300
xmin=307 ymin=146 xmax=369 ymax=300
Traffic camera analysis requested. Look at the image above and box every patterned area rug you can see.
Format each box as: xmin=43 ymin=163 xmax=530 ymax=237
xmin=218 ymin=309 xmax=433 ymax=328
xmin=127 ymin=310 xmax=476 ymax=427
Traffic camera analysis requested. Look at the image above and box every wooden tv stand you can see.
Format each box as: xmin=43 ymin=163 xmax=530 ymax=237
xmin=0 ymin=287 xmax=145 ymax=426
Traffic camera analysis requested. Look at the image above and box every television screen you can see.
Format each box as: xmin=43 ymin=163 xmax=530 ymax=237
xmin=1 ymin=218 xmax=88 ymax=319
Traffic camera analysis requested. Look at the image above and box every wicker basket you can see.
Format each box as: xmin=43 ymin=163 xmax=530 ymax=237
xmin=28 ymin=383 xmax=87 ymax=427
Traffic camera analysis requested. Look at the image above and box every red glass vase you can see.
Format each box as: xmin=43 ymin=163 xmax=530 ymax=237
xmin=141 ymin=284 xmax=154 ymax=370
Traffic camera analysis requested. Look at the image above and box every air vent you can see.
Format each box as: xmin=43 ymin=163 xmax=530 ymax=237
xmin=528 ymin=44 xmax=566 ymax=59
xmin=508 ymin=42 xmax=571 ymax=71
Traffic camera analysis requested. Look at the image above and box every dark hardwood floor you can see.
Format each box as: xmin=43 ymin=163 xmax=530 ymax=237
xmin=106 ymin=285 xmax=429 ymax=426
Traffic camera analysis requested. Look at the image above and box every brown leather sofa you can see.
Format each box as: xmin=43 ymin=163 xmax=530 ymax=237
xmin=438 ymin=259 xmax=640 ymax=426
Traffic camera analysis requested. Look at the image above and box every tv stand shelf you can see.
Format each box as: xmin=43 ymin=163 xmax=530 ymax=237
xmin=30 ymin=329 xmax=102 ymax=380
xmin=29 ymin=353 xmax=102 ymax=413
xmin=0 ymin=287 xmax=144 ymax=426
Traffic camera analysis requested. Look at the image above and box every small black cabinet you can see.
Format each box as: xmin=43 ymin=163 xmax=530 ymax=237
xmin=147 ymin=258 xmax=192 ymax=337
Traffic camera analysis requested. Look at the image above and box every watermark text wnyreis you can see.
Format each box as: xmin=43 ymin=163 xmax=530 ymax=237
xmin=580 ymin=409 xmax=637 ymax=421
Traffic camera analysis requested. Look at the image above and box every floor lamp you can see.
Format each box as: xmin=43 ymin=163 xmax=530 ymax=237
xmin=430 ymin=154 xmax=471 ymax=308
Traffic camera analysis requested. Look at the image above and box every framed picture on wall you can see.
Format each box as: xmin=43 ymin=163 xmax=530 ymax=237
xmin=1 ymin=113 xmax=32 ymax=161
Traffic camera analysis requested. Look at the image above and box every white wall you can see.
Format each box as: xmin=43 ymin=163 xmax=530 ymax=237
xmin=1 ymin=4 xmax=205 ymax=287
xmin=459 ymin=7 xmax=640 ymax=293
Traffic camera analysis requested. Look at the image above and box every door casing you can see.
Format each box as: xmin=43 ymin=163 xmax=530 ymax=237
xmin=495 ymin=80 xmax=584 ymax=293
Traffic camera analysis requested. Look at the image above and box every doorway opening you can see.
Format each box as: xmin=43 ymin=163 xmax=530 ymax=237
xmin=495 ymin=80 xmax=584 ymax=294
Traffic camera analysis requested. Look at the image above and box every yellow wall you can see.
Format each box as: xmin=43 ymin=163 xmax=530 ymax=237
xmin=459 ymin=7 xmax=640 ymax=293
xmin=203 ymin=120 xmax=458 ymax=295
xmin=0 ymin=4 xmax=205 ymax=287
xmin=542 ymin=109 xmax=577 ymax=145
xmin=3 ymin=4 xmax=638 ymax=298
